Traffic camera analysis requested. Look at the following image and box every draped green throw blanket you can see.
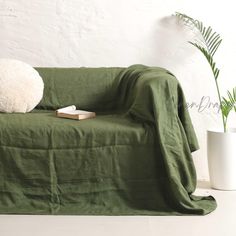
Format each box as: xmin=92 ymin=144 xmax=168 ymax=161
xmin=0 ymin=65 xmax=216 ymax=215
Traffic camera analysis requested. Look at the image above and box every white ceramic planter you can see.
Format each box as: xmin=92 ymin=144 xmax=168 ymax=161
xmin=207 ymin=129 xmax=236 ymax=190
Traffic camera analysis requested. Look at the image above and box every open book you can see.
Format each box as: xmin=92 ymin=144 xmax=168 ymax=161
xmin=56 ymin=105 xmax=96 ymax=120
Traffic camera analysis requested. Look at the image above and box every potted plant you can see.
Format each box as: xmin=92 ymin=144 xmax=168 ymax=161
xmin=175 ymin=12 xmax=236 ymax=190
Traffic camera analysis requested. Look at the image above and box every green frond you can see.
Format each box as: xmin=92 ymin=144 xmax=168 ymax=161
xmin=175 ymin=12 xmax=221 ymax=81
xmin=221 ymin=98 xmax=232 ymax=119
xmin=188 ymin=42 xmax=220 ymax=80
xmin=226 ymin=88 xmax=236 ymax=112
xmin=175 ymin=12 xmax=226 ymax=131
xmin=175 ymin=12 xmax=222 ymax=56
xmin=221 ymin=88 xmax=236 ymax=120
xmin=204 ymin=27 xmax=212 ymax=41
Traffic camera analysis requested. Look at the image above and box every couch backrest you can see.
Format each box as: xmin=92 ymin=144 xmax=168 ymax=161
xmin=35 ymin=67 xmax=124 ymax=111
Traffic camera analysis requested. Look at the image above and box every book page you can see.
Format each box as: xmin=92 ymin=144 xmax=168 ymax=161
xmin=61 ymin=110 xmax=93 ymax=115
xmin=57 ymin=105 xmax=76 ymax=113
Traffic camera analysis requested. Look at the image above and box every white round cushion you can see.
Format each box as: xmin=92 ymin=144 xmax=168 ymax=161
xmin=0 ymin=59 xmax=44 ymax=113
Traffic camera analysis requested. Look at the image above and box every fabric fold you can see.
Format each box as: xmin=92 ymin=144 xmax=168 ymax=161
xmin=119 ymin=64 xmax=216 ymax=214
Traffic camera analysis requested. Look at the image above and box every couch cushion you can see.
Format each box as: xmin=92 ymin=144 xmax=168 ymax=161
xmin=0 ymin=110 xmax=155 ymax=150
xmin=0 ymin=110 xmax=162 ymax=215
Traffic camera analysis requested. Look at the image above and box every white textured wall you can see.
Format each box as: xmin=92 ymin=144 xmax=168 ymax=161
xmin=1 ymin=0 xmax=236 ymax=180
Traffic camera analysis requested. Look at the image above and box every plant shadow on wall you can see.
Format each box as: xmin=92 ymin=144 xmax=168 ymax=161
xmin=154 ymin=15 xmax=197 ymax=69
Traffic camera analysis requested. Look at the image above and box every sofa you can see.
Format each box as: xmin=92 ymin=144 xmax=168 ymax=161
xmin=0 ymin=64 xmax=216 ymax=215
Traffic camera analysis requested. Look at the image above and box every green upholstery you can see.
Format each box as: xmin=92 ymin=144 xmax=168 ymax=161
xmin=0 ymin=65 xmax=217 ymax=215
xmin=36 ymin=67 xmax=124 ymax=111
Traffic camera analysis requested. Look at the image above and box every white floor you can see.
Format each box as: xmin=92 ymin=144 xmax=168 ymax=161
xmin=0 ymin=181 xmax=235 ymax=236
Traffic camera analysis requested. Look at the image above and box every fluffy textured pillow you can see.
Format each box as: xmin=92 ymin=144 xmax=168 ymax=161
xmin=0 ymin=59 xmax=44 ymax=113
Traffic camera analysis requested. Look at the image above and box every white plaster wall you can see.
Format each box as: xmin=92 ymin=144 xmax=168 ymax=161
xmin=0 ymin=0 xmax=236 ymax=180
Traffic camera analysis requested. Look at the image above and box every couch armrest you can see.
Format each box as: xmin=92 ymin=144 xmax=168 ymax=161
xmin=115 ymin=65 xmax=213 ymax=214
xmin=119 ymin=64 xmax=199 ymax=181
xmin=118 ymin=65 xmax=198 ymax=152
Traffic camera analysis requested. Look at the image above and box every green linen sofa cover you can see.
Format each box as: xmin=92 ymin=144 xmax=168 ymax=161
xmin=0 ymin=65 xmax=217 ymax=215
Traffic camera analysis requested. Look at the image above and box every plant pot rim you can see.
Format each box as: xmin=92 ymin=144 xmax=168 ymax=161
xmin=207 ymin=128 xmax=236 ymax=134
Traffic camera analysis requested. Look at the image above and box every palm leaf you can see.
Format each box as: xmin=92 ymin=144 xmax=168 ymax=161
xmin=175 ymin=12 xmax=222 ymax=80
xmin=175 ymin=13 xmax=222 ymax=53
xmin=175 ymin=12 xmax=227 ymax=131
xmin=221 ymin=98 xmax=232 ymax=119
xmin=226 ymin=88 xmax=236 ymax=112
xmin=189 ymin=42 xmax=220 ymax=79
xmin=221 ymin=88 xmax=236 ymax=121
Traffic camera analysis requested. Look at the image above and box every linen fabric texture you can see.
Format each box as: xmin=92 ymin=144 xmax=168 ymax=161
xmin=0 ymin=65 xmax=217 ymax=215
